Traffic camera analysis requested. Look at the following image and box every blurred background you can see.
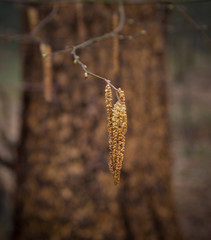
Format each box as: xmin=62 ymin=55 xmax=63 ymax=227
xmin=0 ymin=1 xmax=211 ymax=240
xmin=168 ymin=2 xmax=211 ymax=240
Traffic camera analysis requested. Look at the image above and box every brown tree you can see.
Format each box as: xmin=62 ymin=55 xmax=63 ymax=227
xmin=14 ymin=2 xmax=182 ymax=240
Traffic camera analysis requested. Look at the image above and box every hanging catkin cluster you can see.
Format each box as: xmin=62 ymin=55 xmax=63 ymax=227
xmin=105 ymin=84 xmax=127 ymax=185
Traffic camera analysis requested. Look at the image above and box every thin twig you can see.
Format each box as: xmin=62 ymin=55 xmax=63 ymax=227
xmin=88 ymin=71 xmax=121 ymax=102
xmin=0 ymin=4 xmax=58 ymax=43
xmin=51 ymin=3 xmax=125 ymax=56
xmin=31 ymin=4 xmax=59 ymax=36
xmin=174 ymin=4 xmax=211 ymax=45
xmin=75 ymin=4 xmax=125 ymax=51
xmin=0 ymin=33 xmax=36 ymax=42
xmin=72 ymin=47 xmax=119 ymax=95
xmin=69 ymin=3 xmax=125 ymax=100
xmin=0 ymin=2 xmax=125 ymax=99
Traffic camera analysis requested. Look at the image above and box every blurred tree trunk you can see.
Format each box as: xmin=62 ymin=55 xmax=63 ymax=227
xmin=14 ymin=3 xmax=181 ymax=240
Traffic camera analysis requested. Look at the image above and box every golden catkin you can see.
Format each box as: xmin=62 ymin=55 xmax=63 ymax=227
xmin=117 ymin=88 xmax=127 ymax=135
xmin=105 ymin=85 xmax=127 ymax=185
xmin=105 ymin=84 xmax=113 ymax=173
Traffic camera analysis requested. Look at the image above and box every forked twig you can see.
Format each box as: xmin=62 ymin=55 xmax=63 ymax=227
xmin=69 ymin=3 xmax=125 ymax=100
xmin=31 ymin=4 xmax=59 ymax=36
xmin=0 ymin=4 xmax=58 ymax=43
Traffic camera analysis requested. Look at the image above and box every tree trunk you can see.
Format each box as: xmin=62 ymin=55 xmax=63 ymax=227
xmin=14 ymin=3 xmax=181 ymax=240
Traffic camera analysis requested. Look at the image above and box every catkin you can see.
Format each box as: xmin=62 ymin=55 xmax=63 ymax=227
xmin=40 ymin=43 xmax=53 ymax=102
xmin=105 ymin=84 xmax=113 ymax=172
xmin=105 ymin=85 xmax=127 ymax=185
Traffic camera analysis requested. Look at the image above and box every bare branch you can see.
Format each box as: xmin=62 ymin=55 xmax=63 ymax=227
xmin=51 ymin=3 xmax=125 ymax=55
xmin=74 ymin=4 xmax=125 ymax=51
xmin=0 ymin=4 xmax=58 ymax=43
xmin=31 ymin=4 xmax=59 ymax=36
xmin=173 ymin=4 xmax=211 ymax=45
xmin=67 ymin=3 xmax=125 ymax=100
xmin=0 ymin=33 xmax=36 ymax=42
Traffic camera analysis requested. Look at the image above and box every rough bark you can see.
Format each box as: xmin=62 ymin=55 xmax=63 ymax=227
xmin=14 ymin=3 xmax=181 ymax=240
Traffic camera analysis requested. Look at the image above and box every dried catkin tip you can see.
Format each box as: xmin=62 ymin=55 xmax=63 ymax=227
xmin=105 ymin=85 xmax=127 ymax=185
xmin=40 ymin=43 xmax=53 ymax=102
